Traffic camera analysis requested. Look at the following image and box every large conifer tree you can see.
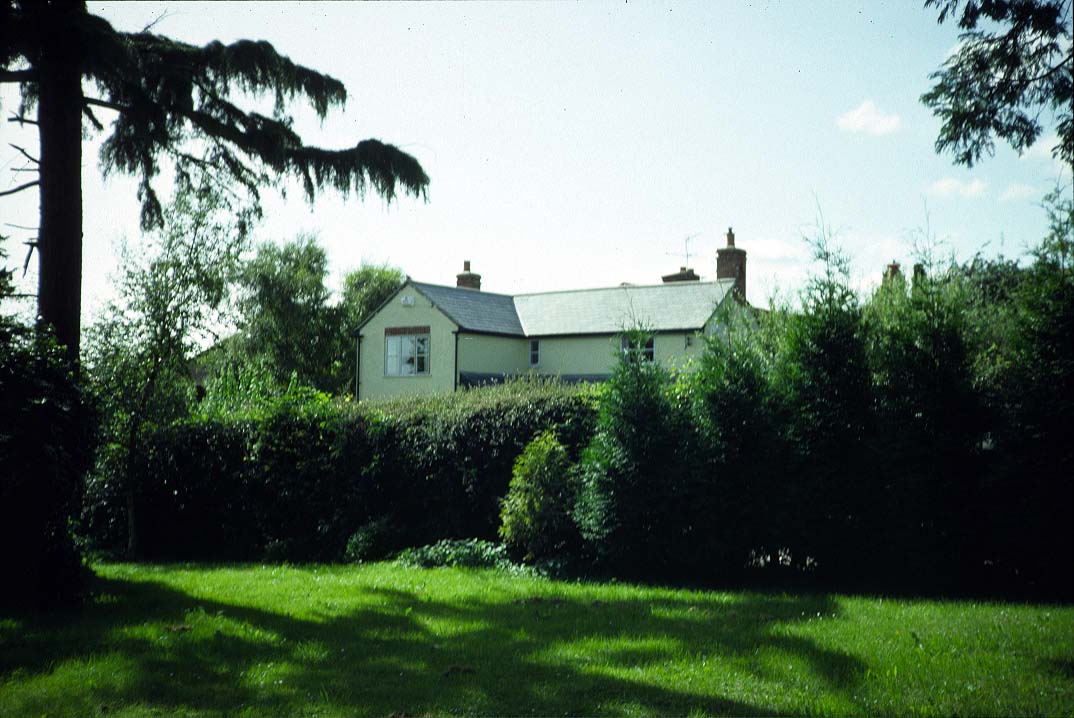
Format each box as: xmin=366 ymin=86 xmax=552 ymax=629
xmin=1 ymin=1 xmax=429 ymax=357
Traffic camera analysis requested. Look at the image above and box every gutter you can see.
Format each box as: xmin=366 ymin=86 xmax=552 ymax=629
xmin=355 ymin=334 xmax=362 ymax=400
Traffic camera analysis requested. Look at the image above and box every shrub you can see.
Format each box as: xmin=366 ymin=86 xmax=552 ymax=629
xmin=344 ymin=517 xmax=400 ymax=563
xmin=574 ymin=341 xmax=700 ymax=578
xmin=395 ymin=538 xmax=525 ymax=573
xmin=0 ymin=331 xmax=94 ymax=609
xmin=499 ymin=429 xmax=579 ymax=562
xmin=81 ymin=378 xmax=597 ymax=563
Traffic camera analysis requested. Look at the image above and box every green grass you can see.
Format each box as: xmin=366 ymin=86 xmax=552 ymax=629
xmin=2 ymin=564 xmax=1072 ymax=717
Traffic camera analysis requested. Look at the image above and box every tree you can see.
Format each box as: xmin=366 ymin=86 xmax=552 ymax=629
xmin=339 ymin=263 xmax=406 ymax=334
xmin=1 ymin=236 xmax=94 ymax=607
xmin=921 ymin=0 xmax=1073 ymax=168
xmin=84 ymin=184 xmax=250 ymax=555
xmin=234 ymin=235 xmax=337 ymax=391
xmin=0 ymin=1 xmax=429 ymax=358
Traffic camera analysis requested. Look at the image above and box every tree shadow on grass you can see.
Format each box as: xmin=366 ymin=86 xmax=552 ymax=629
xmin=0 ymin=568 xmax=868 ymax=716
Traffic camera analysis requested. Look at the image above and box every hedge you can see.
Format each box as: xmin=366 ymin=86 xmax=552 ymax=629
xmin=82 ymin=379 xmax=597 ymax=562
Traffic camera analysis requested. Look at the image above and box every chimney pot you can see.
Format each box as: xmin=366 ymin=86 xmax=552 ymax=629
xmin=456 ymin=260 xmax=481 ymax=290
xmin=726 ymin=227 xmax=735 ymax=247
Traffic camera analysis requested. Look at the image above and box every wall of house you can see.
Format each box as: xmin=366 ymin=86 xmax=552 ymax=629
xmin=358 ymin=284 xmax=458 ymax=401
xmin=531 ymin=331 xmax=705 ymax=377
xmin=456 ymin=333 xmax=529 ymax=375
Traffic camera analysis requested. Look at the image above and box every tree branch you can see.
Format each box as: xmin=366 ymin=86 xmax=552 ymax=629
xmin=8 ymin=144 xmax=39 ymax=164
xmin=0 ymin=180 xmax=39 ymax=198
xmin=7 ymin=113 xmax=38 ymax=126
xmin=0 ymin=69 xmax=35 ymax=83
xmin=84 ymin=96 xmax=130 ymax=113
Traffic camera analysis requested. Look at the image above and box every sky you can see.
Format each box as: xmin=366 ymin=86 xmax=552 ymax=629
xmin=1 ymin=1 xmax=1070 ymax=326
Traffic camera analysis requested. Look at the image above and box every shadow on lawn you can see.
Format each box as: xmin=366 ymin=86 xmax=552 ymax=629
xmin=0 ymin=570 xmax=866 ymax=716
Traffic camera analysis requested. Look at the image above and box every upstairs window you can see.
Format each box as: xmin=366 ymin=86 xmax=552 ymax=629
xmin=529 ymin=339 xmax=540 ymax=367
xmin=385 ymin=326 xmax=430 ymax=376
xmin=620 ymin=334 xmax=655 ymax=363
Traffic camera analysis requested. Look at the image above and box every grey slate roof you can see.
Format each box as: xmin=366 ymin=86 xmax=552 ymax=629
xmin=514 ymin=280 xmax=734 ymax=336
xmin=409 ymin=279 xmax=735 ymax=337
xmin=411 ymin=282 xmax=525 ymax=336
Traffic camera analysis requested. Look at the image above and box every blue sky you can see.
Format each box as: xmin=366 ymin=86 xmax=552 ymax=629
xmin=1 ymin=1 xmax=1069 ymax=322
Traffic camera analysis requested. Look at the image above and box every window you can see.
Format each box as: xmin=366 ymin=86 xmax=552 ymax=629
xmin=529 ymin=339 xmax=540 ymax=367
xmin=621 ymin=334 xmax=655 ymax=362
xmin=385 ymin=326 xmax=430 ymax=376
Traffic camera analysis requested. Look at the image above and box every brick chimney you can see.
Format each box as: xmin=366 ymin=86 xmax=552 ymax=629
xmin=661 ymin=266 xmax=701 ymax=283
xmin=716 ymin=227 xmax=746 ymax=302
xmin=456 ymin=260 xmax=481 ymax=290
xmin=885 ymin=261 xmax=902 ymax=282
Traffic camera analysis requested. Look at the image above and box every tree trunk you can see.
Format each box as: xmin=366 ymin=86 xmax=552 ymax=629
xmin=35 ymin=4 xmax=84 ymax=360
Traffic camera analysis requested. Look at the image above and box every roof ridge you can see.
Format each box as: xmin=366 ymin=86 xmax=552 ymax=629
xmin=513 ymin=279 xmax=730 ymax=298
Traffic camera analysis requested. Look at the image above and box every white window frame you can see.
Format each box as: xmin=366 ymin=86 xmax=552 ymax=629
xmin=620 ymin=334 xmax=655 ymax=363
xmin=384 ymin=328 xmax=430 ymax=376
xmin=529 ymin=339 xmax=540 ymax=367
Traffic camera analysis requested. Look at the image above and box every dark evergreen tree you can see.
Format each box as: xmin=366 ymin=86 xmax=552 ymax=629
xmin=0 ymin=1 xmax=429 ymax=358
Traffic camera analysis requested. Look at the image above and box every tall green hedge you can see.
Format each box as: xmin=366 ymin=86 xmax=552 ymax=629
xmin=83 ymin=379 xmax=597 ymax=562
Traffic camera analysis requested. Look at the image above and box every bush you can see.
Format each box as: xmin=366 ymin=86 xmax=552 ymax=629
xmin=81 ymin=378 xmax=597 ymax=563
xmin=499 ymin=429 xmax=579 ymax=562
xmin=395 ymin=538 xmax=525 ymax=573
xmin=0 ymin=331 xmax=94 ymax=609
xmin=344 ymin=517 xmax=400 ymax=563
xmin=574 ymin=339 xmax=700 ymax=578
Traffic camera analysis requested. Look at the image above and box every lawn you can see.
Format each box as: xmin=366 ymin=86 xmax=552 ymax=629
xmin=1 ymin=564 xmax=1072 ymax=717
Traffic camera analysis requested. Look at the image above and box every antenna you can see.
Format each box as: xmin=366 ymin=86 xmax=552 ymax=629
xmin=666 ymin=232 xmax=701 ymax=268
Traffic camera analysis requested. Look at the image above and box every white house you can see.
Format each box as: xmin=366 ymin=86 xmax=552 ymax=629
xmin=354 ymin=229 xmax=748 ymax=401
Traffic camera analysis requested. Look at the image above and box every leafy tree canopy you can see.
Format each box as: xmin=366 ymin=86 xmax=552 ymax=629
xmin=922 ymin=0 xmax=1073 ymax=168
xmin=0 ymin=1 xmax=429 ymax=357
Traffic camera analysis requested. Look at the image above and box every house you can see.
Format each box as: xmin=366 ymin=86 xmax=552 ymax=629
xmin=354 ymin=229 xmax=748 ymax=401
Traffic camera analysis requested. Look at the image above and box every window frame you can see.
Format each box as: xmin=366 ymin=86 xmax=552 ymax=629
xmin=529 ymin=339 xmax=540 ymax=367
xmin=384 ymin=326 xmax=431 ymax=377
xmin=620 ymin=334 xmax=655 ymax=363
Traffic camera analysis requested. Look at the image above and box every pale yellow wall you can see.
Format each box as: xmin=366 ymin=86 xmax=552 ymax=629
xmin=531 ymin=331 xmax=705 ymax=377
xmin=358 ymin=284 xmax=458 ymax=401
xmin=456 ymin=333 xmax=529 ymax=375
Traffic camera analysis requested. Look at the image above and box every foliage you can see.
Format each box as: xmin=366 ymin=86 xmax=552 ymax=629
xmin=395 ymin=539 xmax=526 ymax=573
xmin=81 ymin=379 xmax=597 ymax=562
xmin=83 ymin=186 xmax=250 ymax=556
xmin=574 ymin=334 xmax=699 ymax=578
xmin=922 ymin=0 xmax=1073 ymax=168
xmin=0 ymin=0 xmax=429 ymax=356
xmin=344 ymin=517 xmax=401 ymax=563
xmin=0 ymin=239 xmax=94 ymax=608
xmin=499 ymin=429 xmax=579 ymax=562
xmin=234 ymin=235 xmax=337 ymax=391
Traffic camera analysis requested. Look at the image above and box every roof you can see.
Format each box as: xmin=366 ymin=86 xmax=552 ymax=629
xmin=403 ymin=279 xmax=735 ymax=337
xmin=410 ymin=282 xmax=525 ymax=336
xmin=513 ymin=280 xmax=735 ymax=336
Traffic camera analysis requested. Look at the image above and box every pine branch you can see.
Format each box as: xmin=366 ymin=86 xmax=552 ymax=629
xmin=8 ymin=144 xmax=39 ymax=164
xmin=0 ymin=69 xmax=35 ymax=83
xmin=0 ymin=180 xmax=39 ymax=198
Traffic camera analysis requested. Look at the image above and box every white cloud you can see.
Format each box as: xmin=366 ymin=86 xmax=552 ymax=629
xmin=928 ymin=177 xmax=988 ymax=198
xmin=1000 ymin=183 xmax=1038 ymax=201
xmin=836 ymin=100 xmax=902 ymax=136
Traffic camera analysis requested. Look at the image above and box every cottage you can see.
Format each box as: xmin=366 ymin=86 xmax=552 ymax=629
xmin=354 ymin=229 xmax=748 ymax=401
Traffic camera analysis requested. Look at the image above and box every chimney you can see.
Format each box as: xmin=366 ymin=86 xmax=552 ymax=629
xmin=456 ymin=260 xmax=481 ymax=290
xmin=716 ymin=226 xmax=747 ymax=302
xmin=885 ymin=261 xmax=902 ymax=282
xmin=661 ymin=266 xmax=701 ymax=283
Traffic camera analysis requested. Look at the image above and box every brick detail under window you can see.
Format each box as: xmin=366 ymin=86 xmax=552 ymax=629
xmin=385 ymin=326 xmax=430 ymax=336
